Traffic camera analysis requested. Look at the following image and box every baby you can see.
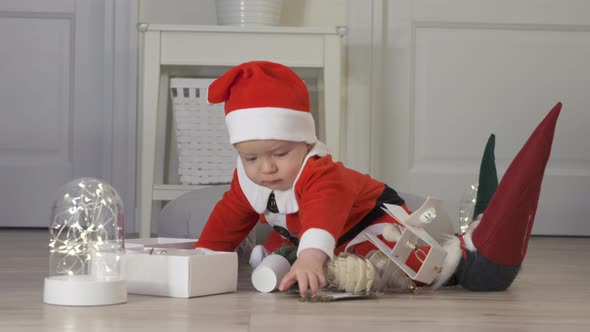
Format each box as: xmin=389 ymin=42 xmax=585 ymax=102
xmin=194 ymin=61 xmax=562 ymax=297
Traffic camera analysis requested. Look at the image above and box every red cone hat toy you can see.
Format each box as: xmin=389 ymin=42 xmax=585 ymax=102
xmin=471 ymin=102 xmax=562 ymax=266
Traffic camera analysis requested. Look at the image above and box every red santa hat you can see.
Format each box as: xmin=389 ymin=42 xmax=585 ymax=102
xmin=470 ymin=102 xmax=562 ymax=266
xmin=207 ymin=61 xmax=317 ymax=145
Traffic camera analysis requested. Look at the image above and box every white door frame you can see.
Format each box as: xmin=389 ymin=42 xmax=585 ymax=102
xmin=0 ymin=0 xmax=137 ymax=230
xmin=346 ymin=0 xmax=384 ymax=175
xmin=107 ymin=0 xmax=138 ymax=233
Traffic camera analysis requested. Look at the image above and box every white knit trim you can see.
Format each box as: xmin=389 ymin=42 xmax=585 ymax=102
xmin=263 ymin=212 xmax=287 ymax=229
xmin=343 ymin=223 xmax=388 ymax=253
xmin=463 ymin=219 xmax=480 ymax=252
xmin=297 ymin=228 xmax=336 ymax=260
xmin=226 ymin=107 xmax=317 ymax=144
xmin=236 ymin=158 xmax=272 ymax=213
xmin=236 ymin=141 xmax=329 ymax=214
xmin=427 ymin=218 xmax=481 ymax=289
xmin=429 ymin=235 xmax=462 ymax=290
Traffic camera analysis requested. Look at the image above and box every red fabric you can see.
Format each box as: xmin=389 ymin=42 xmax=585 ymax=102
xmin=207 ymin=61 xmax=310 ymax=116
xmin=195 ymin=154 xmax=391 ymax=254
xmin=472 ymin=102 xmax=562 ymax=265
xmin=263 ymin=231 xmax=294 ymax=253
xmin=348 ymin=233 xmax=430 ymax=285
xmin=294 ymin=156 xmax=386 ymax=247
xmin=193 ymin=171 xmax=259 ymax=251
xmin=334 ymin=213 xmax=406 ymax=255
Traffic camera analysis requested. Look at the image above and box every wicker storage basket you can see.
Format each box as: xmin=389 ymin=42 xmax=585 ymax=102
xmin=170 ymin=78 xmax=236 ymax=185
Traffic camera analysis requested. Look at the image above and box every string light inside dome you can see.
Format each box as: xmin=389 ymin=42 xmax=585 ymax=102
xmin=44 ymin=178 xmax=127 ymax=306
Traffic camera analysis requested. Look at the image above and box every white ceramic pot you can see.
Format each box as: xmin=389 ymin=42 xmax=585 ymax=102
xmin=215 ymin=0 xmax=283 ymax=26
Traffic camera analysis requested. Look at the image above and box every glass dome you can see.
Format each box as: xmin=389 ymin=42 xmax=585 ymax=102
xmin=44 ymin=178 xmax=127 ymax=306
xmin=458 ymin=184 xmax=478 ymax=234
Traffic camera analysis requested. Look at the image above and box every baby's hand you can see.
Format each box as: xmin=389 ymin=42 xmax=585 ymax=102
xmin=278 ymin=248 xmax=328 ymax=297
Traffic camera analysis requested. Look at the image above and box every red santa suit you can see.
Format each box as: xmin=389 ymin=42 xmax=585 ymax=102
xmin=195 ymin=141 xmax=414 ymax=260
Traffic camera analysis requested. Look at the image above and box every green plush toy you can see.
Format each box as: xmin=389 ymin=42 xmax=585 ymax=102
xmin=473 ymin=134 xmax=499 ymax=219
xmin=273 ymin=244 xmax=298 ymax=265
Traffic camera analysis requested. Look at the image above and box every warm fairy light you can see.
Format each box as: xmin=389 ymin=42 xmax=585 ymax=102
xmin=44 ymin=178 xmax=127 ymax=306
xmin=458 ymin=184 xmax=478 ymax=233
xmin=48 ymin=178 xmax=124 ymax=277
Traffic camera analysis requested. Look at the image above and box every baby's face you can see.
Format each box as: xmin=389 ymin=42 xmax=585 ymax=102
xmin=235 ymin=140 xmax=311 ymax=191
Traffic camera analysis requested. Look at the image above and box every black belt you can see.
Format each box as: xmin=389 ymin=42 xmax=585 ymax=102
xmin=272 ymin=225 xmax=299 ymax=246
xmin=266 ymin=185 xmax=404 ymax=248
xmin=336 ymin=185 xmax=405 ymax=247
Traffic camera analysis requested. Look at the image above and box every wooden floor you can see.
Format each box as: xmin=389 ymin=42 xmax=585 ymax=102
xmin=1 ymin=229 xmax=589 ymax=331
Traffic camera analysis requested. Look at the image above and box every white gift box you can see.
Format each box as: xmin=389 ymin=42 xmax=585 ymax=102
xmin=124 ymin=238 xmax=238 ymax=298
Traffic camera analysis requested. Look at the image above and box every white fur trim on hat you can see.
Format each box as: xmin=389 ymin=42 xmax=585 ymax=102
xmin=429 ymin=235 xmax=462 ymax=290
xmin=226 ymin=107 xmax=317 ymax=144
xmin=463 ymin=219 xmax=480 ymax=252
xmin=429 ymin=219 xmax=481 ymax=289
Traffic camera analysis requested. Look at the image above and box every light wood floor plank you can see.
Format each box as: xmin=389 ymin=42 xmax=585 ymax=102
xmin=1 ymin=229 xmax=589 ymax=331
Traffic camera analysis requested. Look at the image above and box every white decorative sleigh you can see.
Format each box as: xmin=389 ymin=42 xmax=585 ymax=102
xmin=365 ymin=197 xmax=448 ymax=285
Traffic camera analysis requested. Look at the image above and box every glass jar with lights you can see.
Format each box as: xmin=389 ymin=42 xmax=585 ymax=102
xmin=458 ymin=184 xmax=479 ymax=234
xmin=43 ymin=178 xmax=127 ymax=306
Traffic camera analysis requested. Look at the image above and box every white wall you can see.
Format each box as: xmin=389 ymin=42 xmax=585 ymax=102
xmin=360 ymin=0 xmax=590 ymax=235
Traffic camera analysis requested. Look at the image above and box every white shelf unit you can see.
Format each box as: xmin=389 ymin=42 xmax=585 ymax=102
xmin=137 ymin=24 xmax=346 ymax=238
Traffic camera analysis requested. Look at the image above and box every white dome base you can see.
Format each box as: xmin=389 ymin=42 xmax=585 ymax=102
xmin=44 ymin=275 xmax=127 ymax=306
